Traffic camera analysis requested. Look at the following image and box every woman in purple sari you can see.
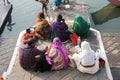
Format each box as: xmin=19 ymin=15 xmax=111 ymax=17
xmin=51 ymin=14 xmax=70 ymax=42
xmin=46 ymin=37 xmax=69 ymax=70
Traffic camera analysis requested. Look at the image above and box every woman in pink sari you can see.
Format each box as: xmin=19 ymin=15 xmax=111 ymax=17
xmin=46 ymin=37 xmax=69 ymax=70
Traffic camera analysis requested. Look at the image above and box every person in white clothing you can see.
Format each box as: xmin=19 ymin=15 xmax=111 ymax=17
xmin=69 ymin=41 xmax=100 ymax=74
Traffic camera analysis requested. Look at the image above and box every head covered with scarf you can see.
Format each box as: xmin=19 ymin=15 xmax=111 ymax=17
xmin=51 ymin=14 xmax=70 ymax=42
xmin=71 ymin=41 xmax=99 ymax=74
xmin=73 ymin=15 xmax=90 ymax=39
xmin=35 ymin=12 xmax=51 ymax=40
xmin=52 ymin=37 xmax=62 ymax=48
xmin=47 ymin=37 xmax=69 ymax=70
xmin=81 ymin=41 xmax=92 ymax=53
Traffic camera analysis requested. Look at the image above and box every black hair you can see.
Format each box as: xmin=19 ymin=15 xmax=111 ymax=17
xmin=35 ymin=0 xmax=39 ymax=1
xmin=26 ymin=28 xmax=31 ymax=33
xmin=57 ymin=14 xmax=63 ymax=22
xmin=27 ymin=38 xmax=37 ymax=46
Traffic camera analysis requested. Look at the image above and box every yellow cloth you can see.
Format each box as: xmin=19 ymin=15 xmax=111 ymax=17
xmin=35 ymin=18 xmax=51 ymax=40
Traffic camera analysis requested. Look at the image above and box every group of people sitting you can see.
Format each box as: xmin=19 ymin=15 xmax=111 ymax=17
xmin=19 ymin=12 xmax=104 ymax=74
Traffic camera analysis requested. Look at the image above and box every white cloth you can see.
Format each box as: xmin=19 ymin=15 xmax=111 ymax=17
xmin=81 ymin=50 xmax=95 ymax=66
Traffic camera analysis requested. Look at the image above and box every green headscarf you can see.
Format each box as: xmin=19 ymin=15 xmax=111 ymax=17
xmin=72 ymin=16 xmax=90 ymax=39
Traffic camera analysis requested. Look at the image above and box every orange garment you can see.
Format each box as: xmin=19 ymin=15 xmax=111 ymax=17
xmin=22 ymin=32 xmax=35 ymax=44
xmin=36 ymin=18 xmax=49 ymax=27
xmin=0 ymin=76 xmax=4 ymax=80
xmin=35 ymin=18 xmax=51 ymax=40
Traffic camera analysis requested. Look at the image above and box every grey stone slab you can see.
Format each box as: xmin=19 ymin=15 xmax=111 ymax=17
xmin=107 ymin=52 xmax=120 ymax=67
xmin=111 ymin=68 xmax=120 ymax=80
xmin=0 ymin=64 xmax=8 ymax=75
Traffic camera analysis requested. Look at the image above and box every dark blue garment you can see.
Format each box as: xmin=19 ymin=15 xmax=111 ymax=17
xmin=53 ymin=0 xmax=62 ymax=6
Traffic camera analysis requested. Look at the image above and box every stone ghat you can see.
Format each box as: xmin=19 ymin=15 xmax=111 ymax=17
xmin=6 ymin=30 xmax=108 ymax=80
xmin=47 ymin=0 xmax=89 ymax=22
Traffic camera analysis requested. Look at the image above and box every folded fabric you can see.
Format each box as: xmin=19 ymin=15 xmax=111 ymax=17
xmin=70 ymin=33 xmax=78 ymax=45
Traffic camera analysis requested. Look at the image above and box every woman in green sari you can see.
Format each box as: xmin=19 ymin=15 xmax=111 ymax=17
xmin=72 ymin=16 xmax=90 ymax=39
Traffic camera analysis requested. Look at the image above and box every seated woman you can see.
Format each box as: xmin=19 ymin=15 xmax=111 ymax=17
xmin=34 ymin=12 xmax=51 ymax=40
xmin=51 ymin=14 xmax=70 ymax=42
xmin=69 ymin=41 xmax=100 ymax=74
xmin=46 ymin=37 xmax=69 ymax=70
xmin=22 ymin=28 xmax=35 ymax=44
xmin=71 ymin=15 xmax=90 ymax=39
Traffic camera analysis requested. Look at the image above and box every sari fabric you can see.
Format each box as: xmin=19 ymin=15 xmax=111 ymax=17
xmin=46 ymin=37 xmax=69 ymax=70
xmin=73 ymin=16 xmax=90 ymax=39
xmin=51 ymin=22 xmax=70 ymax=42
xmin=22 ymin=32 xmax=35 ymax=44
xmin=53 ymin=0 xmax=62 ymax=6
xmin=35 ymin=18 xmax=51 ymax=40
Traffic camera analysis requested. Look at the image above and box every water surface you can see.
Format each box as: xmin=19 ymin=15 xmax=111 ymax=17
xmin=1 ymin=0 xmax=120 ymax=37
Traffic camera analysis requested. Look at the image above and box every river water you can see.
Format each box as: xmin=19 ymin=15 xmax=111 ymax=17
xmin=1 ymin=0 xmax=120 ymax=37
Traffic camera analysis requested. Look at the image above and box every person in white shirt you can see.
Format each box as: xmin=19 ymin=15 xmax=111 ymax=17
xmin=69 ymin=41 xmax=100 ymax=74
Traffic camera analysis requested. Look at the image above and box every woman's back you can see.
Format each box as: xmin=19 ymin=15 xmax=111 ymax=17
xmin=51 ymin=14 xmax=70 ymax=42
xmin=46 ymin=37 xmax=69 ymax=70
xmin=35 ymin=18 xmax=51 ymax=40
xmin=51 ymin=22 xmax=70 ymax=42
xmin=71 ymin=41 xmax=99 ymax=74
xmin=73 ymin=16 xmax=90 ymax=39
xmin=34 ymin=12 xmax=51 ymax=40
xmin=48 ymin=47 xmax=68 ymax=70
xmin=81 ymin=50 xmax=96 ymax=66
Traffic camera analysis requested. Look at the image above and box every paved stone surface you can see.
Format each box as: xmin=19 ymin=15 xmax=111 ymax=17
xmin=0 ymin=37 xmax=17 ymax=75
xmin=102 ymin=33 xmax=120 ymax=80
xmin=101 ymin=33 xmax=120 ymax=68
xmin=111 ymin=68 xmax=120 ymax=80
xmin=48 ymin=0 xmax=89 ymax=22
